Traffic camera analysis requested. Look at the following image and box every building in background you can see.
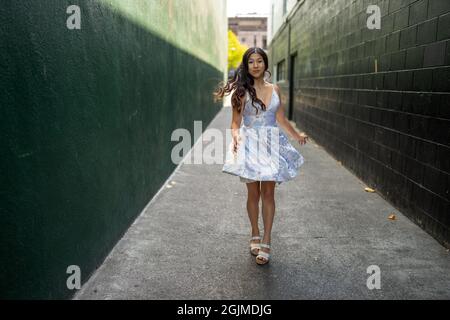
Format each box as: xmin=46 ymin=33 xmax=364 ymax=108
xmin=229 ymin=14 xmax=268 ymax=51
xmin=268 ymin=0 xmax=298 ymax=43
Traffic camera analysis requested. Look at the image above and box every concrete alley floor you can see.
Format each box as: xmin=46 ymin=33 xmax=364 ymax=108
xmin=74 ymin=100 xmax=450 ymax=300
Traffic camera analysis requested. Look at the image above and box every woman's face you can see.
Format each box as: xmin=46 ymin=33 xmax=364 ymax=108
xmin=248 ymin=53 xmax=265 ymax=79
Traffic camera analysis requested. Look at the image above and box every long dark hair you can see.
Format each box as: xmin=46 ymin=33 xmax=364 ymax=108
xmin=213 ymin=47 xmax=272 ymax=115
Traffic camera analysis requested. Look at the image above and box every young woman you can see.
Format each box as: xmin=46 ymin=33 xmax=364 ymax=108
xmin=214 ymin=47 xmax=308 ymax=265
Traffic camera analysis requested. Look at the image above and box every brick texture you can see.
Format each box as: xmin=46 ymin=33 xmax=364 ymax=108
xmin=269 ymin=0 xmax=450 ymax=247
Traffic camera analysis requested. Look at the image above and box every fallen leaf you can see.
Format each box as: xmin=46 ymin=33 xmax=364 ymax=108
xmin=365 ymin=187 xmax=375 ymax=192
xmin=388 ymin=214 xmax=396 ymax=220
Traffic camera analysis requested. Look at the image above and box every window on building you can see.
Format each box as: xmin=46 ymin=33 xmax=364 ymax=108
xmin=262 ymin=36 xmax=267 ymax=49
xmin=254 ymin=35 xmax=257 ymax=47
xmin=283 ymin=0 xmax=287 ymax=15
xmin=276 ymin=60 xmax=286 ymax=81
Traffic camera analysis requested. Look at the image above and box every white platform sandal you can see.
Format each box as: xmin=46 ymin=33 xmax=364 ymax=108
xmin=250 ymin=236 xmax=262 ymax=256
xmin=256 ymin=243 xmax=270 ymax=265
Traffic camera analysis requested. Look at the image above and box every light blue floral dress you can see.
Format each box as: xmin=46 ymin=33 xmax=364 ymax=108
xmin=222 ymin=85 xmax=304 ymax=185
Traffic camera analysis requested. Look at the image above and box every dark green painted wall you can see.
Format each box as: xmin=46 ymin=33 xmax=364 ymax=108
xmin=0 ymin=0 xmax=226 ymax=299
xmin=269 ymin=0 xmax=450 ymax=248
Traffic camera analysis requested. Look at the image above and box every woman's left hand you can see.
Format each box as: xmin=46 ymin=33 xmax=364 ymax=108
xmin=295 ymin=132 xmax=309 ymax=145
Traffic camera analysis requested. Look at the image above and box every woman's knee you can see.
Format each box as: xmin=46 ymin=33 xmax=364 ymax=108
xmin=261 ymin=189 xmax=274 ymax=202
xmin=248 ymin=189 xmax=260 ymax=202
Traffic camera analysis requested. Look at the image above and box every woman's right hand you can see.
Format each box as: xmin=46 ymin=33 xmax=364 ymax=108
xmin=232 ymin=134 xmax=241 ymax=154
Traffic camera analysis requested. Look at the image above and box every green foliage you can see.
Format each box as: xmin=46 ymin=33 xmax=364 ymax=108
xmin=228 ymin=30 xmax=247 ymax=71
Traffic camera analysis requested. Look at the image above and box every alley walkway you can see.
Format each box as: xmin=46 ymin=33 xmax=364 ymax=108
xmin=74 ymin=100 xmax=450 ymax=300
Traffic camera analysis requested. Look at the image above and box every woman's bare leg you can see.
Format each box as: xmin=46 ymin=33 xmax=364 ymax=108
xmin=259 ymin=181 xmax=276 ymax=260
xmin=246 ymin=181 xmax=261 ymax=239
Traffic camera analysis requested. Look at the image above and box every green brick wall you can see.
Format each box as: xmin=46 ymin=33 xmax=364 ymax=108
xmin=269 ymin=0 xmax=450 ymax=248
xmin=0 ymin=0 xmax=227 ymax=299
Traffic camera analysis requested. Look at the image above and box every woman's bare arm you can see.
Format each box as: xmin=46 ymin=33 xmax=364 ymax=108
xmin=231 ymin=95 xmax=244 ymax=138
xmin=274 ymin=85 xmax=301 ymax=139
xmin=230 ymin=94 xmax=245 ymax=153
xmin=274 ymin=85 xmax=308 ymax=145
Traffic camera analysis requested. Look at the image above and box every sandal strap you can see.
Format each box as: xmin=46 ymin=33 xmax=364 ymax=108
xmin=257 ymin=251 xmax=270 ymax=259
xmin=250 ymin=243 xmax=261 ymax=248
xmin=260 ymin=243 xmax=271 ymax=248
xmin=251 ymin=236 xmax=262 ymax=240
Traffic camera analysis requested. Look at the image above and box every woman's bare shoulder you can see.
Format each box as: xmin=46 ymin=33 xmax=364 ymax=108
xmin=271 ymin=82 xmax=281 ymax=94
